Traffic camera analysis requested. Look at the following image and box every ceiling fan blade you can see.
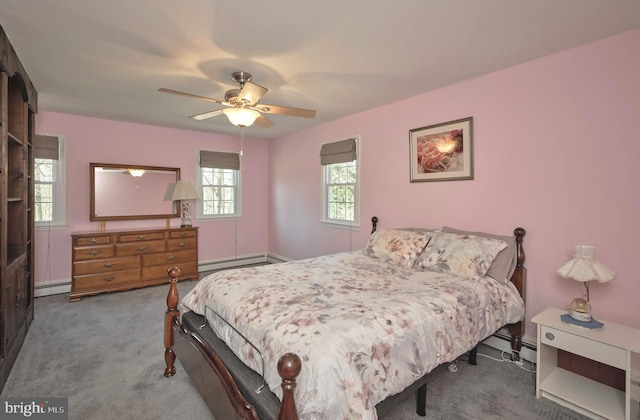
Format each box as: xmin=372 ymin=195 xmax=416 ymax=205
xmin=238 ymin=81 xmax=268 ymax=105
xmin=188 ymin=109 xmax=224 ymax=121
xmin=158 ymin=88 xmax=226 ymax=105
xmin=253 ymin=103 xmax=316 ymax=119
xmin=254 ymin=113 xmax=275 ymax=128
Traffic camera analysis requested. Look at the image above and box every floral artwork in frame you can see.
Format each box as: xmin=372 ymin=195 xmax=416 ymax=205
xmin=409 ymin=117 xmax=473 ymax=182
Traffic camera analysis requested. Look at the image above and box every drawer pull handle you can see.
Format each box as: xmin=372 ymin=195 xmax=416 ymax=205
xmin=179 ymin=232 xmax=187 ymax=237
xmin=545 ymin=332 xmax=555 ymax=341
xmin=167 ymin=255 xmax=176 ymax=260
xmin=89 ymin=250 xmax=100 ymax=256
xmin=137 ymin=246 xmax=147 ymax=251
xmin=90 ymin=238 xmax=98 ymax=244
xmin=179 ymin=242 xmax=186 ymax=247
xmin=103 ymin=276 xmax=114 ymax=282
xmin=103 ymin=263 xmax=114 ymax=268
xmin=139 ymin=235 xmax=146 ymax=240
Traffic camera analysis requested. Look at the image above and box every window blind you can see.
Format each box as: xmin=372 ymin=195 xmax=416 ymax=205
xmin=199 ymin=150 xmax=240 ymax=170
xmin=320 ymin=138 xmax=357 ymax=165
xmin=34 ymin=134 xmax=59 ymax=160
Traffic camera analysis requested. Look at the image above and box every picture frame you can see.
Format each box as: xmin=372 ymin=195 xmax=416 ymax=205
xmin=409 ymin=117 xmax=473 ymax=182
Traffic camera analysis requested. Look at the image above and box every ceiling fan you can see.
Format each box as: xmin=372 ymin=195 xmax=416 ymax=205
xmin=159 ymin=71 xmax=316 ymax=128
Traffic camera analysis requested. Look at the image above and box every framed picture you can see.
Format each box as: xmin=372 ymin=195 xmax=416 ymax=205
xmin=409 ymin=117 xmax=473 ymax=182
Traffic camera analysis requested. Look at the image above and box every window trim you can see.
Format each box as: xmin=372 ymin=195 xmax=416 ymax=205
xmin=34 ymin=134 xmax=66 ymax=229
xmin=195 ymin=150 xmax=242 ymax=221
xmin=320 ymin=136 xmax=360 ymax=228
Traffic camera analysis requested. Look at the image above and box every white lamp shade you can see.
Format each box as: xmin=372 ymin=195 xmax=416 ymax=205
xmin=163 ymin=180 xmax=200 ymax=201
xmin=223 ymin=108 xmax=260 ymax=127
xmin=557 ymin=245 xmax=616 ymax=283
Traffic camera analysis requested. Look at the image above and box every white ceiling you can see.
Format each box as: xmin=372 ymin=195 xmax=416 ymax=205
xmin=1 ymin=1 xmax=639 ymax=139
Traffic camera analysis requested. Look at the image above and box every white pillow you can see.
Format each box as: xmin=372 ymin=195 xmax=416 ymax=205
xmin=442 ymin=226 xmax=517 ymax=283
xmin=364 ymin=229 xmax=432 ymax=268
xmin=414 ymin=231 xmax=507 ymax=281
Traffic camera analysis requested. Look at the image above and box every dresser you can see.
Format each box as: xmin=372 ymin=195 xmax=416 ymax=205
xmin=70 ymin=227 xmax=198 ymax=301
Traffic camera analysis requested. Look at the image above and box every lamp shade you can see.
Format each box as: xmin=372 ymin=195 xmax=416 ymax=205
xmin=223 ymin=108 xmax=260 ymax=127
xmin=163 ymin=180 xmax=200 ymax=201
xmin=557 ymin=245 xmax=616 ymax=283
xmin=163 ymin=182 xmax=176 ymax=201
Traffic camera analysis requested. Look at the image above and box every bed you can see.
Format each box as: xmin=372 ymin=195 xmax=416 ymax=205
xmin=163 ymin=217 xmax=527 ymax=419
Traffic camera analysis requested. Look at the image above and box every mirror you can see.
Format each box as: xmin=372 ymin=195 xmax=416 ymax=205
xmin=90 ymin=163 xmax=181 ymax=221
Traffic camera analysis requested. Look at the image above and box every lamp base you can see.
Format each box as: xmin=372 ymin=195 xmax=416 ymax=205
xmin=180 ymin=216 xmax=192 ymax=228
xmin=569 ymin=297 xmax=592 ymax=322
xmin=568 ymin=309 xmax=592 ymax=322
xmin=560 ymin=313 xmax=604 ymax=329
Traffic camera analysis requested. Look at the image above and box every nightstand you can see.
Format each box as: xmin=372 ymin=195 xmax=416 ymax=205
xmin=533 ymin=307 xmax=640 ymax=420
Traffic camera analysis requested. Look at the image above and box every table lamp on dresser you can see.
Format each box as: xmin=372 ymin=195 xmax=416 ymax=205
xmin=557 ymin=245 xmax=615 ymax=325
xmin=163 ymin=180 xmax=200 ymax=227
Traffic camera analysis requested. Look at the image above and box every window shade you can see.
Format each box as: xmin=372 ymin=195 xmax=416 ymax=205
xmin=34 ymin=134 xmax=59 ymax=160
xmin=199 ymin=150 xmax=240 ymax=170
xmin=320 ymin=138 xmax=357 ymax=165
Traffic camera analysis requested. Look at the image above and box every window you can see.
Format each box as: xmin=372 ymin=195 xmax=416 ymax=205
xmin=34 ymin=134 xmax=66 ymax=227
xmin=196 ymin=150 xmax=241 ymax=219
xmin=321 ymin=137 xmax=359 ymax=226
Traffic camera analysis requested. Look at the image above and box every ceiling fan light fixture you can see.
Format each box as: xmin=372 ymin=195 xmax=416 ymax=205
xmin=127 ymin=168 xmax=146 ymax=177
xmin=223 ymin=108 xmax=260 ymax=127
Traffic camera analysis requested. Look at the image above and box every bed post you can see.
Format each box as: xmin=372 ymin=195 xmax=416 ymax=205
xmin=371 ymin=216 xmax=378 ymax=233
xmin=164 ymin=266 xmax=181 ymax=377
xmin=277 ymin=353 xmax=302 ymax=420
xmin=508 ymin=228 xmax=526 ymax=362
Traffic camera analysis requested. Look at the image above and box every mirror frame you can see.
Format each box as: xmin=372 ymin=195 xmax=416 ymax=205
xmin=90 ymin=162 xmax=181 ymax=221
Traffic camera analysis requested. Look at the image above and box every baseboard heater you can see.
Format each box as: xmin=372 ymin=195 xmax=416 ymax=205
xmin=483 ymin=328 xmax=537 ymax=363
xmin=198 ymin=254 xmax=272 ymax=272
xmin=35 ymin=282 xmax=72 ymax=297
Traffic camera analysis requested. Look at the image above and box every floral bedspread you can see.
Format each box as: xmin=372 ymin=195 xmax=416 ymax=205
xmin=180 ymin=251 xmax=525 ymax=420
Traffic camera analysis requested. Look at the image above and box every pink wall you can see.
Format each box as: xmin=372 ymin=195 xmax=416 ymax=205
xmin=35 ymin=112 xmax=269 ymax=289
xmin=269 ymin=28 xmax=640 ymax=336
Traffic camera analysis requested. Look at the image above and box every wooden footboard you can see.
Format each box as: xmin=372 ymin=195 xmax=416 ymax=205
xmin=164 ymin=267 xmax=301 ymax=420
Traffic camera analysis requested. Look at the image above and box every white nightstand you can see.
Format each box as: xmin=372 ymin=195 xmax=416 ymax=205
xmin=533 ymin=307 xmax=640 ymax=420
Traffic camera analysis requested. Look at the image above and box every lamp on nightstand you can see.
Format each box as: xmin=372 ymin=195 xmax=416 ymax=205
xmin=163 ymin=180 xmax=200 ymax=227
xmin=557 ymin=245 xmax=615 ymax=323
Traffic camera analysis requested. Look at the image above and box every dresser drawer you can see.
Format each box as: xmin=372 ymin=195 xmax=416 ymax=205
xmin=118 ymin=232 xmax=165 ymax=242
xmin=73 ymin=269 xmax=140 ymax=291
xmin=74 ymin=235 xmax=112 ymax=246
xmin=73 ymin=245 xmax=115 ymax=261
xmin=540 ymin=325 xmax=627 ymax=369
xmin=143 ymin=249 xmax=196 ymax=267
xmin=116 ymin=240 xmax=166 ymax=256
xmin=170 ymin=229 xmax=196 ymax=239
xmin=143 ymin=261 xmax=198 ymax=280
xmin=167 ymin=237 xmax=196 ymax=251
xmin=73 ymin=256 xmax=141 ymax=276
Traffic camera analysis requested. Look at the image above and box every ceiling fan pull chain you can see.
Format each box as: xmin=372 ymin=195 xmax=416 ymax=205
xmin=240 ymin=126 xmax=245 ymax=173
